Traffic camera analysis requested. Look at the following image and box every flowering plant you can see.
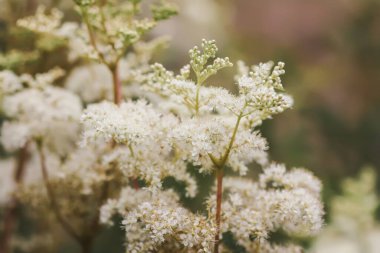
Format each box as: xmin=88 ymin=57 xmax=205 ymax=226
xmin=0 ymin=1 xmax=323 ymax=253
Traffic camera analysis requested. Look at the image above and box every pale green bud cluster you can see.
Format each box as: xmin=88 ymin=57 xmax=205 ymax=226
xmin=189 ymin=39 xmax=233 ymax=84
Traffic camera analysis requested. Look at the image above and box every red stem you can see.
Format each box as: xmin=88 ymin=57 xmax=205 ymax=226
xmin=111 ymin=64 xmax=122 ymax=106
xmin=111 ymin=63 xmax=139 ymax=190
xmin=213 ymin=168 xmax=223 ymax=253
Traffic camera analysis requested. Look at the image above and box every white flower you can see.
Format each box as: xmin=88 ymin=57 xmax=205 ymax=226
xmin=81 ymin=100 xmax=169 ymax=146
xmin=100 ymin=188 xmax=179 ymax=225
xmin=123 ymin=196 xmax=215 ymax=253
xmin=0 ymin=70 xmax=22 ymax=95
xmin=1 ymin=86 xmax=82 ymax=153
xmin=17 ymin=6 xmax=63 ymax=34
xmin=220 ymin=166 xmax=324 ymax=248
xmin=170 ymin=115 xmax=268 ymax=173
xmin=65 ymin=64 xmax=113 ymax=103
xmin=260 ymin=163 xmax=322 ymax=195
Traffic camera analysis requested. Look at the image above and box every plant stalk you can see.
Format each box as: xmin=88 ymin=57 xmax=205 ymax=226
xmin=213 ymin=167 xmax=224 ymax=253
xmin=111 ymin=63 xmax=122 ymax=105
xmin=0 ymin=143 xmax=29 ymax=253
xmin=37 ymin=142 xmax=82 ymax=243
xmin=212 ymin=110 xmax=245 ymax=253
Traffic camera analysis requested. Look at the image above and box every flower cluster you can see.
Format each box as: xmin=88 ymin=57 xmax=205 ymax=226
xmin=123 ymin=196 xmax=216 ymax=253
xmin=170 ymin=116 xmax=268 ymax=174
xmin=0 ymin=2 xmax=324 ymax=253
xmin=0 ymin=69 xmax=81 ymax=154
xmin=80 ymin=100 xmax=197 ymax=196
xmin=216 ymin=164 xmax=323 ymax=250
xmin=17 ymin=6 xmax=63 ymax=34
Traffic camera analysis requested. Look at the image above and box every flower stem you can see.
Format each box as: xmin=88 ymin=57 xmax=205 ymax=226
xmin=111 ymin=63 xmax=122 ymax=105
xmin=37 ymin=141 xmax=82 ymax=243
xmin=0 ymin=143 xmax=29 ymax=253
xmin=212 ymin=110 xmax=245 ymax=253
xmin=111 ymin=64 xmax=140 ymax=190
xmin=213 ymin=167 xmax=224 ymax=253
xmin=194 ymin=81 xmax=201 ymax=114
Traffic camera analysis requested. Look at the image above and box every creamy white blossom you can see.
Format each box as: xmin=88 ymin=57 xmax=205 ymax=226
xmin=100 ymin=188 xmax=179 ymax=225
xmin=0 ymin=70 xmax=22 ymax=96
xmin=123 ymin=197 xmax=215 ymax=253
xmin=1 ymin=84 xmax=82 ymax=153
xmin=65 ymin=64 xmax=113 ymax=103
xmin=218 ymin=164 xmax=324 ymax=249
xmin=0 ymin=16 xmax=325 ymax=252
xmin=81 ymin=100 xmax=169 ymax=145
xmin=170 ymin=115 xmax=268 ymax=173
xmin=17 ymin=6 xmax=63 ymax=34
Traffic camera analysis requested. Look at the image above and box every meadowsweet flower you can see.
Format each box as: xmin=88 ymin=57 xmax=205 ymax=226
xmin=102 ymin=145 xmax=197 ymax=197
xmin=218 ymin=164 xmax=324 ymax=248
xmin=1 ymin=85 xmax=81 ymax=153
xmin=100 ymin=188 xmax=179 ymax=225
xmin=81 ymin=100 xmax=174 ymax=146
xmin=0 ymin=18 xmax=325 ymax=252
xmin=0 ymin=70 xmax=22 ymax=96
xmin=17 ymin=6 xmax=63 ymax=34
xmin=170 ymin=115 xmax=268 ymax=173
xmin=123 ymin=197 xmax=215 ymax=253
xmin=260 ymin=163 xmax=322 ymax=195
xmin=65 ymin=64 xmax=113 ymax=103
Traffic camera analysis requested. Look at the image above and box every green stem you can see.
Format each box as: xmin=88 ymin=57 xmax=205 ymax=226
xmin=194 ymin=81 xmax=201 ymax=114
xmin=194 ymin=70 xmax=205 ymax=115
xmin=81 ymin=7 xmax=107 ymax=65
xmin=220 ymin=113 xmax=243 ymax=166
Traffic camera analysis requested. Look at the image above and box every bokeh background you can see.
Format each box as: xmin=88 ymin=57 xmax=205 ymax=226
xmin=1 ymin=0 xmax=380 ymax=252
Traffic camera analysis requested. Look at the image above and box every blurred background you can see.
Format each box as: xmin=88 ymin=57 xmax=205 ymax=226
xmin=1 ymin=0 xmax=380 ymax=252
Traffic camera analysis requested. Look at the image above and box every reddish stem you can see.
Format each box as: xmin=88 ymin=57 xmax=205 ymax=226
xmin=111 ymin=63 xmax=139 ymax=190
xmin=111 ymin=64 xmax=122 ymax=106
xmin=213 ymin=168 xmax=223 ymax=253
xmin=132 ymin=178 xmax=139 ymax=190
xmin=0 ymin=144 xmax=29 ymax=253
